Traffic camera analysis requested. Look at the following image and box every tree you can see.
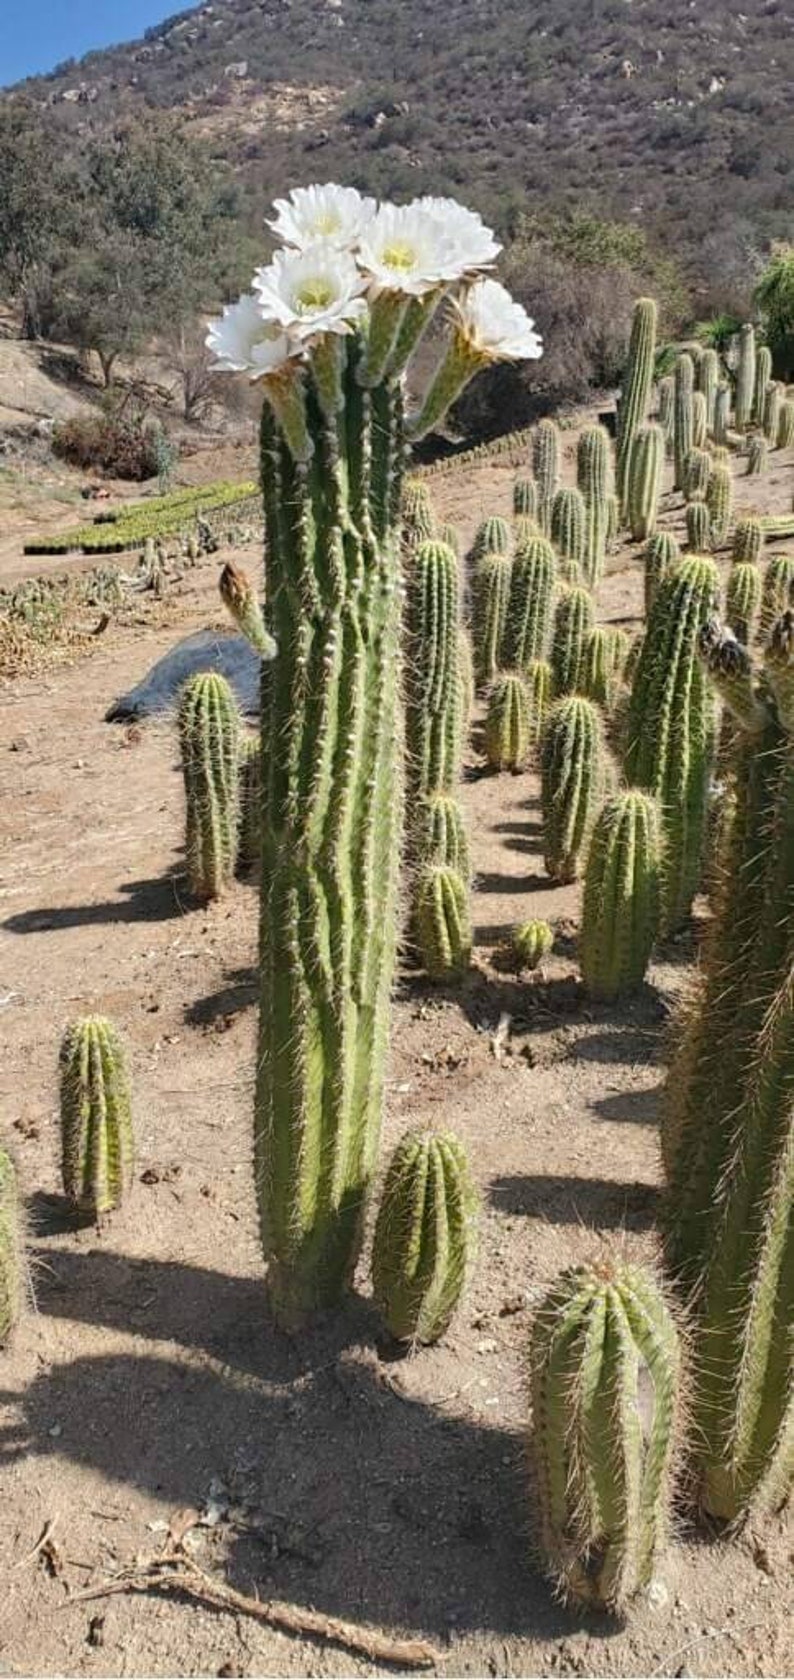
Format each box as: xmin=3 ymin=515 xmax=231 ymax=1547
xmin=755 ymin=246 xmax=794 ymax=379
xmin=0 ymin=105 xmax=77 ymax=337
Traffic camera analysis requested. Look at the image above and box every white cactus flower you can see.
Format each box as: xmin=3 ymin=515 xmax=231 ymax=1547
xmin=454 ymin=278 xmax=543 ymax=361
xmin=417 ymin=197 xmax=501 ymax=273
xmin=253 ymin=245 xmax=368 ymax=343
xmin=267 ymin=183 xmax=377 ymax=250
xmin=205 ymin=294 xmax=296 ymax=378
xmin=357 ymin=202 xmax=456 ymax=297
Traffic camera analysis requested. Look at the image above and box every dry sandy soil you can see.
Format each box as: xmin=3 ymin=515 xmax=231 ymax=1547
xmin=1 ymin=435 xmax=793 ymax=1679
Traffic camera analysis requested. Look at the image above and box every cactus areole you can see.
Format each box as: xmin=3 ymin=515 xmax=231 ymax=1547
xmin=206 ymin=183 xmax=542 ymax=1322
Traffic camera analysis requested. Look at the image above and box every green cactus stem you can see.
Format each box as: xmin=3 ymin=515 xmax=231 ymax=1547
xmin=692 ymin=390 xmax=708 ymax=451
xmin=529 ymin=1256 xmax=682 ymax=1613
xmin=511 ymin=918 xmax=553 ymax=971
xmin=760 ymin=552 xmax=794 ymax=638
xmin=0 ymin=1147 xmax=22 ymax=1345
xmin=178 ymin=671 xmax=241 ymax=900
xmin=735 ymin=323 xmax=757 ymax=430
xmin=747 ymin=434 xmax=768 ymax=476
xmin=237 ymin=734 xmax=261 ymax=873
xmin=415 ymin=863 xmax=472 ymax=980
xmin=673 ymin=353 xmax=695 ymax=493
xmin=402 ymin=479 xmax=435 ymax=549
xmin=550 ymin=486 xmax=586 ymax=584
xmin=658 ymin=375 xmax=674 ymax=454
xmin=485 ymin=672 xmax=531 ymax=771
xmin=502 ymin=533 xmax=556 ymax=671
xmin=416 ymin=791 xmax=471 ymax=880
xmin=514 ymin=478 xmax=538 ymax=519
xmin=685 ymin=500 xmax=711 ymax=552
xmin=551 ymin=585 xmax=595 ymax=698
xmin=726 ymin=562 xmax=762 ymax=646
xmin=525 ymin=657 xmax=553 ymax=750
xmin=705 ymin=462 xmax=732 ymax=546
xmin=754 ymin=343 xmax=772 ymax=426
xmin=472 ymin=549 xmax=512 ymax=688
xmin=533 ymin=419 xmax=561 ymax=534
xmin=776 ymin=399 xmax=794 ymax=449
xmin=580 ymin=790 xmax=662 ymax=999
xmin=576 ymin=425 xmax=612 ymax=588
xmin=541 ymin=695 xmax=611 ymax=883
xmin=606 ymin=493 xmax=620 ymax=550
xmin=371 ymin=1129 xmax=478 ymax=1345
xmin=579 ymin=625 xmax=620 ymax=711
xmin=627 ymin=423 xmax=664 ymax=542
xmin=713 ymin=384 xmax=732 ymax=446
xmin=696 ymin=346 xmax=719 ymax=433
xmin=733 ymin=516 xmax=765 ymax=565
xmin=436 ymin=521 xmax=460 ymax=555
xmin=763 ymin=383 xmax=782 ymax=445
xmin=219 ymin=561 xmax=277 ymax=658
xmin=405 ymin=539 xmax=463 ymax=830
xmin=59 ymin=1016 xmax=134 ymax=1217
xmin=643 ymin=530 xmax=680 ymax=617
xmin=471 ymin=514 xmax=511 ymax=561
xmin=616 ymin=298 xmax=657 ymax=505
xmin=683 ymin=447 xmax=711 ymax=502
xmin=458 ymin=629 xmax=474 ymax=730
xmin=625 ymin=554 xmax=720 ymax=929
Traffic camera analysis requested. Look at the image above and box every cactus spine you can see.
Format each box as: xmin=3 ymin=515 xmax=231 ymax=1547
xmin=616 ymin=297 xmax=657 ymax=506
xmin=625 ymin=555 xmax=719 ymax=929
xmin=643 ymin=530 xmax=680 ymax=617
xmin=580 ymin=790 xmax=662 ymax=999
xmin=513 ymin=477 xmax=538 ymax=519
xmin=550 ymin=486 xmax=586 ymax=584
xmin=673 ymin=353 xmax=695 ymax=492
xmin=747 ymin=434 xmax=768 ymax=475
xmin=541 ymin=696 xmax=610 ymax=883
xmin=551 ymin=585 xmax=595 ymax=698
xmin=533 ymin=419 xmax=561 ymax=534
xmin=415 ymin=864 xmax=472 ymax=980
xmin=696 ymin=346 xmax=719 ymax=432
xmin=179 ymin=671 xmax=240 ymax=900
xmin=760 ymin=553 xmax=794 ymax=637
xmin=685 ymin=500 xmax=711 ymax=552
xmin=733 ymin=516 xmax=764 ymax=565
xmin=777 ymin=399 xmax=794 ymax=448
xmin=485 ymin=672 xmax=531 ymax=771
xmin=473 ymin=550 xmax=512 ymax=687
xmin=502 ymin=534 xmax=556 ymax=670
xmin=705 ymin=462 xmax=732 ymax=545
xmin=576 ymin=425 xmax=611 ymax=587
xmin=372 ymin=1129 xmax=478 ymax=1345
xmin=529 ymin=1257 xmax=681 ymax=1612
xmin=237 ymin=734 xmax=261 ymax=872
xmin=735 ymin=323 xmax=756 ymax=430
xmin=59 ymin=1017 xmax=134 ymax=1216
xmin=254 ymin=341 xmax=404 ymax=1322
xmin=405 ymin=540 xmax=462 ymax=823
xmin=511 ymin=918 xmax=553 ymax=971
xmin=754 ymin=343 xmax=772 ymax=425
xmin=0 ymin=1148 xmax=22 ymax=1345
xmin=726 ymin=562 xmax=762 ymax=646
xmin=683 ymin=446 xmax=711 ymax=501
xmin=627 ymin=423 xmax=664 ymax=541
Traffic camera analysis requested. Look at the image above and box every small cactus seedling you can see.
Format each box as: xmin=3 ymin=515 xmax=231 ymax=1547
xmin=0 ymin=1147 xmax=22 ymax=1345
xmin=415 ymin=864 xmax=472 ymax=980
xmin=643 ymin=530 xmax=680 ymax=617
xmin=371 ymin=1129 xmax=478 ymax=1346
xmin=219 ymin=561 xmax=277 ymax=658
xmin=416 ymin=792 xmax=471 ymax=880
xmin=580 ymin=790 xmax=662 ymax=1000
xmin=551 ymin=586 xmax=595 ymax=697
xmin=685 ymin=500 xmax=711 ymax=553
xmin=550 ymin=486 xmax=586 ymax=584
xmin=179 ymin=671 xmax=241 ymax=900
xmin=726 ymin=563 xmax=762 ymax=646
xmin=514 ymin=477 xmax=538 ymax=519
xmin=511 ymin=919 xmax=553 ymax=971
xmin=473 ymin=550 xmax=512 ymax=687
xmin=760 ymin=552 xmax=794 ymax=638
xmin=706 ymin=462 xmax=732 ymax=546
xmin=59 ymin=1017 xmax=134 ymax=1217
xmin=627 ymin=423 xmax=664 ymax=542
xmin=746 ymin=434 xmax=768 ymax=476
xmin=237 ymin=734 xmax=261 ymax=872
xmin=733 ymin=517 xmax=764 ymax=565
xmin=502 ymin=534 xmax=556 ymax=671
xmin=529 ymin=1256 xmax=682 ymax=1613
xmin=541 ymin=696 xmax=611 ymax=883
xmin=485 ymin=672 xmax=531 ymax=771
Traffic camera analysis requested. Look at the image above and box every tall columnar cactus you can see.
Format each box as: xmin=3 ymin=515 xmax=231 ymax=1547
xmin=576 ymin=424 xmax=612 ymax=587
xmin=705 ymin=461 xmax=732 ymax=545
xmin=178 ymin=671 xmax=240 ymax=900
xmin=760 ymin=552 xmax=794 ymax=638
xmin=753 ymin=343 xmax=772 ymax=425
xmin=371 ymin=1129 xmax=478 ymax=1345
xmin=502 ymin=534 xmax=556 ymax=671
xmin=713 ymin=383 xmax=732 ymax=445
xmin=683 ymin=446 xmax=711 ymax=502
xmin=514 ymin=477 xmax=538 ymax=519
xmin=471 ymin=514 xmax=511 ymax=561
xmin=416 ymin=791 xmax=471 ymax=880
xmin=643 ymin=530 xmax=680 ymax=617
xmin=540 ymin=695 xmax=610 ymax=882
xmin=579 ymin=625 xmax=619 ymax=711
xmin=485 ymin=672 xmax=531 ymax=771
xmin=405 ymin=539 xmax=462 ymax=821
xmin=625 ymin=555 xmax=720 ymax=928
xmin=472 ymin=549 xmax=512 ymax=687
xmin=726 ymin=562 xmax=762 ymax=645
xmin=764 ymin=382 xmax=782 ymax=444
xmin=458 ymin=629 xmax=474 ymax=730
xmin=616 ymin=297 xmax=657 ymax=506
xmin=550 ymin=486 xmax=586 ymax=584
xmin=777 ymin=399 xmax=794 ymax=449
xmin=59 ymin=1017 xmax=134 ymax=1217
xmin=525 ymin=657 xmax=553 ymax=750
xmin=747 ymin=433 xmax=768 ymax=475
xmin=580 ymin=790 xmax=662 ymax=999
xmin=685 ymin=500 xmax=711 ymax=552
xmin=0 ymin=1147 xmax=22 ymax=1346
xmin=626 ymin=423 xmax=664 ymax=541
xmin=237 ymin=734 xmax=262 ymax=872
xmin=529 ymin=1257 xmax=681 ymax=1613
xmin=415 ymin=863 xmax=472 ymax=980
xmin=551 ymin=585 xmax=595 ymax=697
xmin=673 ymin=352 xmax=695 ymax=493
xmin=691 ymin=389 xmax=708 ymax=451
xmin=696 ymin=346 xmax=719 ymax=432
xmin=511 ymin=918 xmax=553 ymax=971
xmin=606 ymin=492 xmax=620 ymax=550
xmin=402 ymin=479 xmax=435 ymax=549
xmin=657 ymin=374 xmax=674 ymax=454
xmin=733 ymin=516 xmax=764 ymax=565
xmin=533 ymin=418 xmax=561 ymax=533
xmin=663 ymin=617 xmax=794 ymax=1520
xmin=735 ymin=322 xmax=757 ymax=430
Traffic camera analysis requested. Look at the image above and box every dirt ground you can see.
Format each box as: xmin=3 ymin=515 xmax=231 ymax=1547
xmin=1 ymin=437 xmax=793 ymax=1679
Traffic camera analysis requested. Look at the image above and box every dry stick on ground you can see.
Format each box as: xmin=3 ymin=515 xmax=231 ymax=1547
xmin=63 ymin=1551 xmax=444 ymax=1669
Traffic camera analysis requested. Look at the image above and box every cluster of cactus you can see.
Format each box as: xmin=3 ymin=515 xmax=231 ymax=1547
xmin=576 ymin=425 xmax=611 ymax=586
xmin=662 ymin=616 xmax=794 ymax=1519
xmin=625 ymin=555 xmax=719 ymax=929
xmin=616 ymin=298 xmax=657 ymax=507
xmin=178 ymin=670 xmax=241 ymax=900
xmin=580 ymin=790 xmax=662 ymax=999
xmin=485 ymin=672 xmax=531 ymax=771
xmin=551 ymin=585 xmax=594 ymax=697
xmin=529 ymin=1257 xmax=682 ymax=1612
xmin=541 ymin=696 xmax=611 ymax=882
xmin=0 ymin=1147 xmax=22 ymax=1345
xmin=371 ymin=1129 xmax=478 ymax=1345
xmin=59 ymin=1017 xmax=134 ymax=1217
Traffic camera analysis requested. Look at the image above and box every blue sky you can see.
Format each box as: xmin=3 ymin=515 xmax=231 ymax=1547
xmin=2 ymin=2 xmax=196 ymax=86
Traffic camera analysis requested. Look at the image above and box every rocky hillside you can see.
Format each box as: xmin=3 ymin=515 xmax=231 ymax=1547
xmin=5 ymin=0 xmax=794 ymax=258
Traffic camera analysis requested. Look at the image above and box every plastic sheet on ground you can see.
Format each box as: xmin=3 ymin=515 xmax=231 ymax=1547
xmin=106 ymin=630 xmax=260 ymax=721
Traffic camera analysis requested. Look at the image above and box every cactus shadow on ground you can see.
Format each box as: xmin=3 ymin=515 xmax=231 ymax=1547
xmin=489 ymin=1174 xmax=660 ymax=1232
xmin=183 ymin=966 xmax=258 ymax=1028
xmin=2 ymin=869 xmax=188 ymax=934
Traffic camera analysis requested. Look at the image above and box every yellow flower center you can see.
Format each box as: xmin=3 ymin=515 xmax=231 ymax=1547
xmin=381 ymin=241 xmax=417 ymax=272
xmin=295 ymin=279 xmax=336 ymax=313
xmin=311 ymin=212 xmax=340 ymax=235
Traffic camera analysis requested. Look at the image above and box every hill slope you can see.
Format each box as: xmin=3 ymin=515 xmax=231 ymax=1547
xmin=5 ymin=0 xmax=794 ymax=258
